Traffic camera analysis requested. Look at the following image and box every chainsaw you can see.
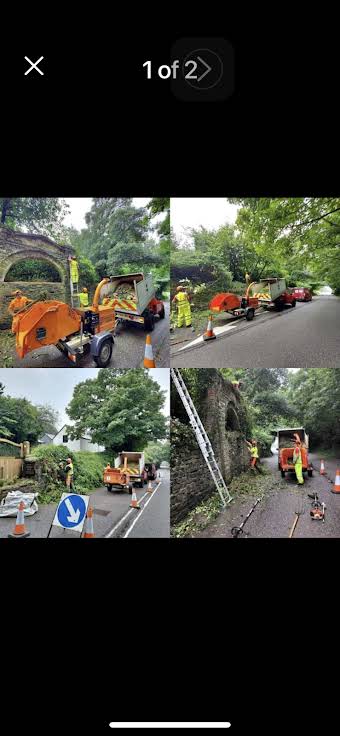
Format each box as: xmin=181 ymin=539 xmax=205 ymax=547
xmin=308 ymin=493 xmax=326 ymax=522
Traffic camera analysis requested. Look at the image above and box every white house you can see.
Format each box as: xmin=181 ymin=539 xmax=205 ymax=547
xmin=38 ymin=433 xmax=54 ymax=445
xmin=40 ymin=424 xmax=105 ymax=453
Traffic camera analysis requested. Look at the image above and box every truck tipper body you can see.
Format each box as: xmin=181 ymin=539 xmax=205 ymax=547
xmin=114 ymin=451 xmax=146 ymax=488
xmin=101 ymin=273 xmax=165 ymax=332
xmin=277 ymin=427 xmax=313 ymax=478
xmin=248 ymin=278 xmax=296 ymax=310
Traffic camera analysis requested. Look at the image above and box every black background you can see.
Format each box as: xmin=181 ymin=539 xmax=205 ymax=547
xmin=1 ymin=6 xmax=338 ymax=734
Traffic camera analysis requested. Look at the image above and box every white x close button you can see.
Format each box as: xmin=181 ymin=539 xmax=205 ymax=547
xmin=24 ymin=56 xmax=44 ymax=76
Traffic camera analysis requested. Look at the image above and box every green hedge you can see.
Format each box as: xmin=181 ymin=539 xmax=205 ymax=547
xmin=31 ymin=445 xmax=112 ymax=503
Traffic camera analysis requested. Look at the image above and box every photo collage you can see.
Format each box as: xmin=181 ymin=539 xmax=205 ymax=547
xmin=0 ymin=196 xmax=339 ymax=539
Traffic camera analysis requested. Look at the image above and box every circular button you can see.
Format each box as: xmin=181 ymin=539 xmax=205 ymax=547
xmin=183 ymin=48 xmax=224 ymax=90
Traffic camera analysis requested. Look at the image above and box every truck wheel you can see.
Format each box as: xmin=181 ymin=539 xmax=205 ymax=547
xmin=246 ymin=308 xmax=255 ymax=321
xmin=275 ymin=300 xmax=284 ymax=311
xmin=128 ymin=484 xmax=133 ymax=494
xmin=159 ymin=305 xmax=165 ymax=319
xmin=281 ymin=470 xmax=286 ymax=478
xmin=94 ymin=339 xmax=113 ymax=368
xmin=308 ymin=469 xmax=313 ymax=477
xmin=291 ymin=300 xmax=296 ymax=308
xmin=107 ymin=484 xmax=113 ymax=492
xmin=144 ymin=311 xmax=155 ymax=332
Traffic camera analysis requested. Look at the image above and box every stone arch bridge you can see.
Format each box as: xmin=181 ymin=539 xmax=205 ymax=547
xmin=171 ymin=370 xmax=250 ymax=524
xmin=0 ymin=226 xmax=74 ymax=328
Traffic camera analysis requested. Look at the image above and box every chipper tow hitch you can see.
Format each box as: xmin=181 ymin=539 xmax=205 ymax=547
xmin=231 ymin=497 xmax=262 ymax=538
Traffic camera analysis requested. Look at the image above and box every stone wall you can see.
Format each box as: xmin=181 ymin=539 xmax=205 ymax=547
xmin=0 ymin=226 xmax=74 ymax=328
xmin=171 ymin=372 xmax=250 ymax=525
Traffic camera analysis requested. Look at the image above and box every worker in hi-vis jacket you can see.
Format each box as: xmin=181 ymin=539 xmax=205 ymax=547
xmin=172 ymin=285 xmax=192 ymax=328
xmin=69 ymin=256 xmax=79 ymax=286
xmin=247 ymin=439 xmax=259 ymax=470
xmin=8 ymin=289 xmax=32 ymax=315
xmin=293 ymin=436 xmax=304 ymax=485
xmin=79 ymin=287 xmax=89 ymax=307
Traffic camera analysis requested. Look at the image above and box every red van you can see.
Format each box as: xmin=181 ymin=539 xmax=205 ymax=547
xmin=291 ymin=287 xmax=312 ymax=301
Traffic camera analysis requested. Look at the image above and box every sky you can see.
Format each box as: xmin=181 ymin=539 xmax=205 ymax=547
xmin=171 ymin=198 xmax=239 ymax=246
xmin=63 ymin=198 xmax=152 ymax=230
xmin=0 ymin=368 xmax=170 ymax=432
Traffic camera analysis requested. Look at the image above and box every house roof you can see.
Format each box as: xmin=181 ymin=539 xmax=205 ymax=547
xmin=53 ymin=424 xmax=94 ymax=442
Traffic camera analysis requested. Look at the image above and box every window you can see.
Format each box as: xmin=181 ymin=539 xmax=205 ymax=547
xmin=63 ymin=435 xmax=68 ymax=443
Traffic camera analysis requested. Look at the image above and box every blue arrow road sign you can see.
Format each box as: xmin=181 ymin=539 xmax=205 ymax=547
xmin=53 ymin=493 xmax=89 ymax=532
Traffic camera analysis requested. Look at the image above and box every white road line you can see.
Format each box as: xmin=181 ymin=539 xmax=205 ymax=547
xmin=105 ymin=491 xmax=149 ymax=538
xmin=177 ymin=324 xmax=237 ymax=352
xmin=109 ymin=724 xmax=231 ymax=729
xmin=123 ymin=481 xmax=162 ymax=538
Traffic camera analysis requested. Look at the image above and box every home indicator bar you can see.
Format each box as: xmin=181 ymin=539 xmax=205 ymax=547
xmin=109 ymin=724 xmax=231 ymax=730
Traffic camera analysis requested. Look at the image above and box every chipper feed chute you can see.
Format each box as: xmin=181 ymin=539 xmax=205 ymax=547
xmin=11 ymin=301 xmax=82 ymax=358
xmin=209 ymin=293 xmax=242 ymax=312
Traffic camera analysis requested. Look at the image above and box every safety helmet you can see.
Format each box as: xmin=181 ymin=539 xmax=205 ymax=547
xmin=12 ymin=289 xmax=22 ymax=296
xmin=82 ymin=287 xmax=88 ymax=292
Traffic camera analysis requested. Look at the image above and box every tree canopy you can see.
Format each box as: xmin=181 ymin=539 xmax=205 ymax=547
xmin=0 ymin=197 xmax=69 ymax=238
xmin=171 ymin=197 xmax=340 ymax=294
xmin=66 ymin=369 xmax=168 ymax=452
xmin=0 ymin=389 xmax=59 ymax=444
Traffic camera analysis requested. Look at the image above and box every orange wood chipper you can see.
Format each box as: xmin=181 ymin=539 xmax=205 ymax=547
xmin=209 ymin=278 xmax=296 ymax=321
xmin=11 ymin=279 xmax=116 ymax=366
xmin=277 ymin=427 xmax=313 ymax=479
xmin=103 ymin=462 xmax=133 ymax=494
xmin=11 ymin=273 xmax=165 ymax=366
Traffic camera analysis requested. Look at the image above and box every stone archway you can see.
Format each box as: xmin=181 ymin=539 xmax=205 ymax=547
xmin=0 ymin=226 xmax=74 ymax=328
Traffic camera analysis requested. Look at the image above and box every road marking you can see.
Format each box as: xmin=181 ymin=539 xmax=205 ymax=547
xmin=177 ymin=323 xmax=238 ymax=352
xmin=123 ymin=481 xmax=162 ymax=538
xmin=104 ymin=491 xmax=149 ymax=538
xmin=109 ymin=724 xmax=231 ymax=729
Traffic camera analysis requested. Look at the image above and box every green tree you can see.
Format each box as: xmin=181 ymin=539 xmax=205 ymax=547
xmin=0 ymin=197 xmax=70 ymax=238
xmin=147 ymin=197 xmax=170 ymax=240
xmin=66 ymin=369 xmax=167 ymax=451
xmin=82 ymin=198 xmax=148 ymax=275
xmin=230 ymin=197 xmax=340 ymax=293
xmin=35 ymin=405 xmax=60 ymax=435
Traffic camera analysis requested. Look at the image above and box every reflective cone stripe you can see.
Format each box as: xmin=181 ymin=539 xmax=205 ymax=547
xmin=144 ymin=334 xmax=156 ymax=368
xmin=130 ymin=490 xmax=141 ymax=509
xmin=8 ymin=501 xmax=30 ymax=538
xmin=203 ymin=315 xmax=216 ymax=341
xmin=83 ymin=506 xmax=95 ymax=538
xmin=332 ymin=468 xmax=340 ymax=494
xmin=147 ymin=481 xmax=153 ymax=493
xmin=320 ymin=459 xmax=325 ymax=475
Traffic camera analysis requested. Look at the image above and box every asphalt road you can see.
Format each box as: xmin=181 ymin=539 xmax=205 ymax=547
xmin=171 ymin=296 xmax=340 ymax=368
xmin=125 ymin=468 xmax=169 ymax=538
xmin=11 ymin=301 xmax=170 ymax=369
xmin=0 ymin=473 xmax=170 ymax=538
xmin=193 ymin=454 xmax=340 ymax=539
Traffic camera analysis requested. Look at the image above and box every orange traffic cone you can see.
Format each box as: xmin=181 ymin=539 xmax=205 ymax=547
xmin=147 ymin=480 xmax=153 ymax=493
xmin=203 ymin=315 xmax=216 ymax=341
xmin=143 ymin=334 xmax=156 ymax=368
xmin=83 ymin=506 xmax=95 ymax=538
xmin=320 ymin=459 xmax=325 ymax=475
xmin=130 ymin=489 xmax=141 ymax=509
xmin=331 ymin=468 xmax=340 ymax=494
xmin=8 ymin=501 xmax=30 ymax=538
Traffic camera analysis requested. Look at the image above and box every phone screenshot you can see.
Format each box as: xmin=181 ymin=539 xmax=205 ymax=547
xmin=1 ymin=10 xmax=338 ymax=735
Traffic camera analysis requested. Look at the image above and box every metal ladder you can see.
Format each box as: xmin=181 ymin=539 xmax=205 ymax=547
xmin=171 ymin=368 xmax=232 ymax=506
xmin=70 ymin=270 xmax=80 ymax=308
